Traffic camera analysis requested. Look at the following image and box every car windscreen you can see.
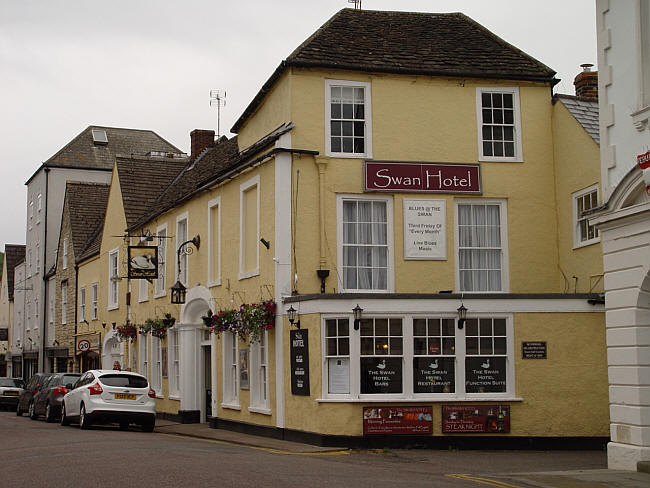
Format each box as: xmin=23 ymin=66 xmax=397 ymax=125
xmin=61 ymin=374 xmax=81 ymax=386
xmin=0 ymin=378 xmax=24 ymax=388
xmin=98 ymin=374 xmax=148 ymax=388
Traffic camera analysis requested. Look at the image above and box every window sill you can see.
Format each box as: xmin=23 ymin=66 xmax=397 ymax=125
xmin=316 ymin=397 xmax=523 ymax=403
xmin=325 ymin=152 xmax=370 ymax=159
xmin=154 ymin=291 xmax=167 ymax=299
xmin=248 ymin=406 xmax=272 ymax=415
xmin=107 ymin=305 xmax=119 ymax=311
xmin=221 ymin=403 xmax=241 ymax=411
xmin=478 ymin=157 xmax=523 ymax=163
xmin=573 ymin=237 xmax=601 ymax=250
xmin=155 ymin=394 xmax=164 ymax=399
xmin=168 ymin=394 xmax=180 ymax=401
xmin=208 ymin=279 xmax=221 ymax=288
xmin=238 ymin=269 xmax=259 ymax=281
xmin=138 ymin=298 xmax=149 ymax=303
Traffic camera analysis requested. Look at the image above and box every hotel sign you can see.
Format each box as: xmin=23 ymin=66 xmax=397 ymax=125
xmin=365 ymin=161 xmax=481 ymax=194
xmin=638 ymin=151 xmax=650 ymax=197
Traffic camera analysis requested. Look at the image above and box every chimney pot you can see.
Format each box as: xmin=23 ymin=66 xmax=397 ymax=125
xmin=574 ymin=65 xmax=598 ymax=100
xmin=190 ymin=129 xmax=215 ymax=160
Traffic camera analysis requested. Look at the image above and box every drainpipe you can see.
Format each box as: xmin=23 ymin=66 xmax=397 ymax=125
xmin=314 ymin=156 xmax=330 ymax=292
xmin=40 ymin=167 xmax=50 ymax=372
xmin=74 ymin=263 xmax=79 ymax=372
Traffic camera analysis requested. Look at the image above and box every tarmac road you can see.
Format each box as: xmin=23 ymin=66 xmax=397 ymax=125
xmin=2 ymin=410 xmax=647 ymax=488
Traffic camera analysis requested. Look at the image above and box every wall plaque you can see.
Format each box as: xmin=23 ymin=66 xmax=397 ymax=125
xmin=403 ymin=199 xmax=446 ymax=260
xmin=363 ymin=406 xmax=433 ymax=435
xmin=522 ymin=341 xmax=547 ymax=359
xmin=442 ymin=405 xmax=510 ymax=433
xmin=290 ymin=329 xmax=310 ymax=395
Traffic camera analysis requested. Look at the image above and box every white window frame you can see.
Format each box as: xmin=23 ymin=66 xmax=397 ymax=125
xmin=138 ymin=334 xmax=148 ymax=377
xmin=249 ymin=331 xmax=270 ymax=414
xmin=336 ymin=194 xmax=394 ymax=293
xmin=91 ymin=283 xmax=98 ymax=320
xmin=208 ymin=196 xmax=222 ymax=287
xmin=476 ymin=87 xmax=523 ymax=162
xmin=108 ymin=248 xmax=119 ymax=310
xmin=320 ymin=313 xmax=515 ymax=402
xmin=61 ymin=282 xmax=67 ymax=324
xmin=154 ymin=224 xmax=167 ymax=298
xmin=62 ymin=238 xmax=68 ymax=269
xmin=79 ymin=287 xmax=86 ymax=322
xmin=221 ymin=332 xmax=240 ymax=409
xmin=325 ymin=79 xmax=373 ymax=158
xmin=573 ymin=184 xmax=600 ymax=248
xmin=238 ymin=175 xmax=260 ymax=280
xmin=176 ymin=213 xmax=189 ymax=287
xmin=168 ymin=328 xmax=180 ymax=398
xmin=151 ymin=336 xmax=162 ymax=396
xmin=454 ymin=199 xmax=509 ymax=293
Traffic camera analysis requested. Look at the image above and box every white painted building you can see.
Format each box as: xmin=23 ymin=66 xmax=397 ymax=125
xmin=593 ymin=0 xmax=650 ymax=471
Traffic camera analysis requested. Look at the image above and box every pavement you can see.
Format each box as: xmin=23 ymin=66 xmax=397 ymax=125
xmin=155 ymin=419 xmax=650 ymax=487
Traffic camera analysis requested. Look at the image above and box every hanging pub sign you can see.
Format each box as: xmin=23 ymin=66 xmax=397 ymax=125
xmin=365 ymin=161 xmax=481 ymax=194
xmin=442 ymin=405 xmax=510 ymax=433
xmin=363 ymin=406 xmax=433 ymax=435
xmin=360 ymin=357 xmax=402 ymax=394
xmin=403 ymin=199 xmax=446 ymax=260
xmin=128 ymin=246 xmax=158 ymax=279
xmin=465 ymin=356 xmax=507 ymax=393
xmin=290 ymin=329 xmax=310 ymax=395
xmin=637 ymin=150 xmax=650 ymax=196
xmin=413 ymin=357 xmax=455 ymax=393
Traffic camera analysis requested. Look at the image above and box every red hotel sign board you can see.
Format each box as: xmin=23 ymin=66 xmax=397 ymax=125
xmin=442 ymin=405 xmax=510 ymax=433
xmin=363 ymin=406 xmax=433 ymax=435
xmin=365 ymin=161 xmax=481 ymax=194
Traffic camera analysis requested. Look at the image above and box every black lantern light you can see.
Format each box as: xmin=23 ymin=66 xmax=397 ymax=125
xmin=287 ymin=305 xmax=300 ymax=329
xmin=170 ymin=235 xmax=200 ymax=304
xmin=353 ymin=304 xmax=363 ymax=330
xmin=171 ymin=280 xmax=187 ymax=304
xmin=457 ymin=303 xmax=468 ymax=329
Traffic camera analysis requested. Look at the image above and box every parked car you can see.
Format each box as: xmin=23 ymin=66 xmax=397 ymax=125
xmin=0 ymin=378 xmax=25 ymax=410
xmin=61 ymin=370 xmax=156 ymax=431
xmin=16 ymin=373 xmax=53 ymax=416
xmin=30 ymin=372 xmax=81 ymax=422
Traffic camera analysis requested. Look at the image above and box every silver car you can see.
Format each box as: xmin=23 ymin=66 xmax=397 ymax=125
xmin=0 ymin=377 xmax=25 ymax=410
xmin=60 ymin=370 xmax=156 ymax=431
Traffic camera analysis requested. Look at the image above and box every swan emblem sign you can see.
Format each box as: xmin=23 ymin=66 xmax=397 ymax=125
xmin=128 ymin=245 xmax=159 ymax=279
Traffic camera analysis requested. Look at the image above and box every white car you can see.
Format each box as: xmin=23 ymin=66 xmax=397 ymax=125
xmin=60 ymin=369 xmax=156 ymax=431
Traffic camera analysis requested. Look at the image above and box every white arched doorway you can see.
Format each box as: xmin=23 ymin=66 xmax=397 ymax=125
xmin=102 ymin=329 xmax=124 ymax=370
xmin=178 ymin=286 xmax=216 ymax=423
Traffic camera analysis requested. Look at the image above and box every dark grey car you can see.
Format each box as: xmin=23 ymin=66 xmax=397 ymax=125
xmin=31 ymin=373 xmax=81 ymax=422
xmin=16 ymin=373 xmax=53 ymax=417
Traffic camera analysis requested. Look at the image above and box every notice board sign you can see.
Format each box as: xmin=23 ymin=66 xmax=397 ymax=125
xmin=128 ymin=246 xmax=158 ymax=279
xmin=442 ymin=405 xmax=510 ymax=433
xmin=522 ymin=341 xmax=547 ymax=359
xmin=403 ymin=199 xmax=446 ymax=260
xmin=363 ymin=406 xmax=433 ymax=435
xmin=290 ymin=330 xmax=310 ymax=395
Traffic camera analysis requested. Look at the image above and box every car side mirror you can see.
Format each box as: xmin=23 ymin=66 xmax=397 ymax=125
xmin=65 ymin=383 xmax=73 ymax=389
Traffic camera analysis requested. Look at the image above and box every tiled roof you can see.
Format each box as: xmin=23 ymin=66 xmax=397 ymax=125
xmin=556 ymin=95 xmax=600 ymax=145
xmin=27 ymin=126 xmax=183 ymax=183
xmin=232 ymin=8 xmax=556 ymax=132
xmin=4 ymin=244 xmax=26 ymax=301
xmin=115 ymin=155 xmax=189 ymax=229
xmin=64 ymin=182 xmax=110 ymax=261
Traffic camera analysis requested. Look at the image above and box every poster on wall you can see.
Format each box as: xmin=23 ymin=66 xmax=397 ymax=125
xmin=413 ymin=357 xmax=455 ymax=393
xmin=290 ymin=329 xmax=310 ymax=395
xmin=127 ymin=246 xmax=158 ymax=279
xmin=403 ymin=199 xmax=446 ymax=260
xmin=442 ymin=405 xmax=510 ymax=433
xmin=328 ymin=358 xmax=349 ymax=394
xmin=465 ymin=356 xmax=507 ymax=393
xmin=360 ymin=357 xmax=402 ymax=394
xmin=363 ymin=406 xmax=433 ymax=435
xmin=239 ymin=348 xmax=249 ymax=390
xmin=161 ymin=346 xmax=168 ymax=377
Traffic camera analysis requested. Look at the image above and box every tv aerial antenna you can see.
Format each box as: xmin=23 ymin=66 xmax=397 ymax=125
xmin=348 ymin=0 xmax=362 ymax=9
xmin=209 ymin=90 xmax=226 ymax=137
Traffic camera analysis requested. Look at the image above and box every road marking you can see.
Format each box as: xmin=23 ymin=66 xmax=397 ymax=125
xmin=158 ymin=432 xmax=351 ymax=456
xmin=445 ymin=473 xmax=524 ymax=488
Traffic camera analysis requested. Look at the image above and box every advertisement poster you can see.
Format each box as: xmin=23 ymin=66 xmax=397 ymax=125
xmin=360 ymin=357 xmax=402 ymax=394
xmin=413 ymin=357 xmax=455 ymax=393
xmin=127 ymin=245 xmax=158 ymax=279
xmin=403 ymin=199 xmax=446 ymax=260
xmin=442 ymin=405 xmax=510 ymax=433
xmin=363 ymin=406 xmax=433 ymax=435
xmin=465 ymin=356 xmax=506 ymax=393
xmin=290 ymin=330 xmax=310 ymax=396
xmin=239 ymin=348 xmax=249 ymax=390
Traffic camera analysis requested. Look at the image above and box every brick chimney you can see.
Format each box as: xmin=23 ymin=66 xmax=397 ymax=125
xmin=573 ymin=64 xmax=598 ymax=99
xmin=190 ymin=129 xmax=215 ymax=159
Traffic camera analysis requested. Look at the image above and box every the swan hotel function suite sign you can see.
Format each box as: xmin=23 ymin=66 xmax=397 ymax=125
xmin=365 ymin=161 xmax=481 ymax=260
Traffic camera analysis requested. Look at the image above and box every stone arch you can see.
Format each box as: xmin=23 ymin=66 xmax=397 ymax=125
xmin=180 ymin=286 xmax=213 ymax=325
xmin=102 ymin=328 xmax=124 ymax=370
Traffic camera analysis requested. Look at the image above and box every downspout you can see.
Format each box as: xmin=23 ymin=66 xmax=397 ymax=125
xmin=74 ymin=263 xmax=79 ymax=372
xmin=40 ymin=167 xmax=50 ymax=372
xmin=314 ymin=156 xmax=330 ymax=293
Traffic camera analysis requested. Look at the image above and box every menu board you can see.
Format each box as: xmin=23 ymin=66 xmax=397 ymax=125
xmin=465 ymin=356 xmax=506 ymax=393
xmin=442 ymin=405 xmax=510 ymax=433
xmin=360 ymin=357 xmax=402 ymax=394
xmin=290 ymin=330 xmax=310 ymax=396
xmin=403 ymin=199 xmax=446 ymax=260
xmin=413 ymin=357 xmax=455 ymax=393
xmin=364 ymin=406 xmax=433 ymax=435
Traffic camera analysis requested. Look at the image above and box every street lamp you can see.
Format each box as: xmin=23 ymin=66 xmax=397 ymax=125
xmin=170 ymin=235 xmax=200 ymax=304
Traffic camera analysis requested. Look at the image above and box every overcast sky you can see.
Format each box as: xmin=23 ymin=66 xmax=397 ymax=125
xmin=0 ymin=0 xmax=597 ymax=247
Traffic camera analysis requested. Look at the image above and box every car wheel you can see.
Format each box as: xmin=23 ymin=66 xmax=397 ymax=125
xmin=60 ymin=403 xmax=70 ymax=426
xmin=45 ymin=403 xmax=56 ymax=423
xmin=79 ymin=403 xmax=91 ymax=430
xmin=29 ymin=402 xmax=37 ymax=420
xmin=141 ymin=419 xmax=155 ymax=433
xmin=16 ymin=405 xmax=23 ymax=416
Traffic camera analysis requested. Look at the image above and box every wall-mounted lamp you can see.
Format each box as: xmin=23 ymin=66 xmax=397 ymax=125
xmin=287 ymin=305 xmax=300 ymax=329
xmin=52 ymin=340 xmax=59 ymax=346
xmin=28 ymin=337 xmax=34 ymax=344
xmin=102 ymin=323 xmax=106 ymax=329
xmin=353 ymin=304 xmax=363 ymax=330
xmin=112 ymin=322 xmax=116 ymax=330
xmin=260 ymin=237 xmax=270 ymax=250
xmin=457 ymin=303 xmax=468 ymax=329
xmin=171 ymin=234 xmax=200 ymax=304
xmin=81 ymin=319 xmax=89 ymax=325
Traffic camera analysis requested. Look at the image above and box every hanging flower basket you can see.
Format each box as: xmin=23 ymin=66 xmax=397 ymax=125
xmin=116 ymin=322 xmax=137 ymax=341
xmin=162 ymin=313 xmax=176 ymax=328
xmin=209 ymin=300 xmax=276 ymax=343
xmin=202 ymin=310 xmax=214 ymax=328
xmin=210 ymin=308 xmax=239 ymax=337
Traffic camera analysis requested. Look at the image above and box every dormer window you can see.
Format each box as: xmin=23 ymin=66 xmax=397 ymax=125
xmin=92 ymin=129 xmax=108 ymax=145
